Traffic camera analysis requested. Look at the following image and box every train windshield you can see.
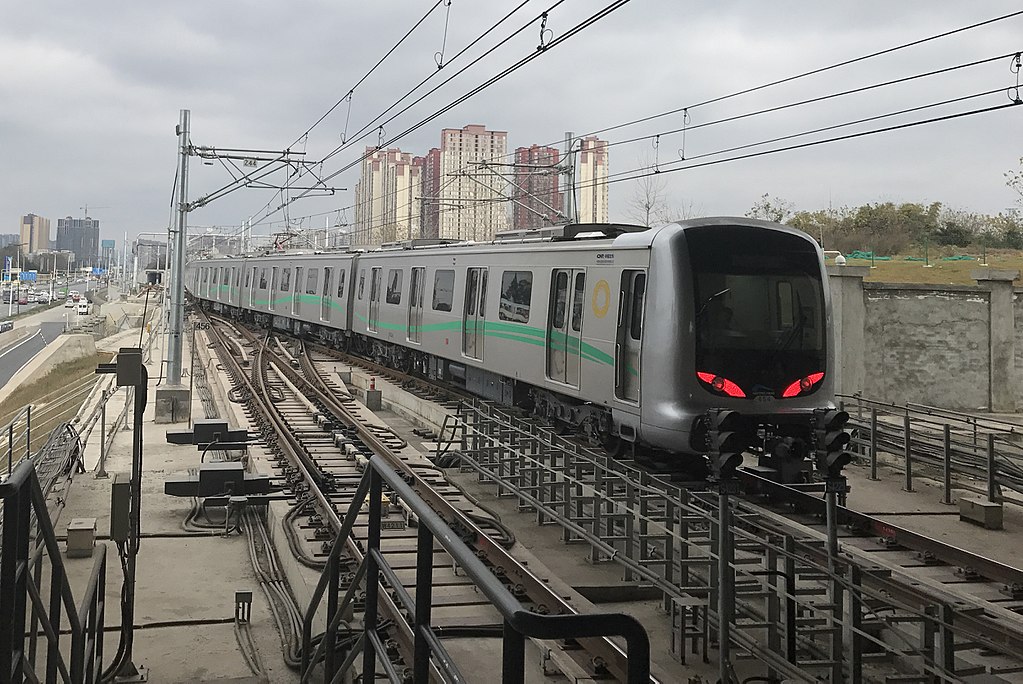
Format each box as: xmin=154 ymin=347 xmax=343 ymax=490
xmin=688 ymin=225 xmax=826 ymax=398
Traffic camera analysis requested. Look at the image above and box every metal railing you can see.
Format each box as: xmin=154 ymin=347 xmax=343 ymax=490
xmin=840 ymin=393 xmax=1023 ymax=504
xmin=300 ymin=454 xmax=651 ymax=683
xmin=0 ymin=459 xmax=107 ymax=683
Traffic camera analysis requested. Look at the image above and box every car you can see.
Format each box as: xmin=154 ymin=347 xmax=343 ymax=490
xmin=65 ymin=298 xmax=75 ymax=308
xmin=17 ymin=296 xmax=29 ymax=306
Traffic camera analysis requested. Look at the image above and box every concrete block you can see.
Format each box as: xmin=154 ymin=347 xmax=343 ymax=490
xmin=959 ymin=497 xmax=1003 ymax=530
xmin=67 ymin=517 xmax=97 ymax=558
xmin=154 ymin=387 xmax=190 ymax=424
xmin=337 ymin=369 xmax=352 ymax=384
xmin=365 ymin=388 xmax=382 ymax=411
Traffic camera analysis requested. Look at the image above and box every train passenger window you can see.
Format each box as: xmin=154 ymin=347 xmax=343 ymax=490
xmin=552 ymin=271 xmax=569 ymax=328
xmin=386 ymin=269 xmax=402 ymax=305
xmin=280 ymin=268 xmax=290 ymax=291
xmin=499 ymin=271 xmax=532 ymax=323
xmin=212 ymin=268 xmax=218 ymax=284
xmin=234 ymin=269 xmax=240 ymax=286
xmin=370 ymin=268 xmax=381 ymax=302
xmin=323 ymin=268 xmax=332 ymax=298
xmin=244 ymin=269 xmax=251 ymax=287
xmin=259 ymin=269 xmax=267 ymax=289
xmin=466 ymin=269 xmax=479 ymax=316
xmin=571 ymin=272 xmax=585 ymax=332
xmin=337 ymin=270 xmax=346 ymax=298
xmin=630 ymin=273 xmax=646 ymax=340
xmin=432 ymin=269 xmax=455 ymax=311
xmin=306 ymin=269 xmax=318 ymax=294
xmin=358 ymin=270 xmax=366 ymax=300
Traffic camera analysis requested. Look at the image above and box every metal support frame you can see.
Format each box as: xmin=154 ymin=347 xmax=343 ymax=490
xmin=441 ymin=399 xmax=1004 ymax=682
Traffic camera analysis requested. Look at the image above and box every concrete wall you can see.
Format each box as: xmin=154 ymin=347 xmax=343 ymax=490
xmin=829 ymin=267 xmax=1019 ymax=413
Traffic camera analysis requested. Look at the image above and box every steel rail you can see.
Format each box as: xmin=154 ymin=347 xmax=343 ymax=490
xmin=203 ymin=316 xmax=430 ymax=679
xmin=284 ymin=340 xmax=646 ymax=683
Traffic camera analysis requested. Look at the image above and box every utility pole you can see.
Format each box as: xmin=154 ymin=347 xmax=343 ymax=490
xmin=167 ymin=109 xmax=190 ymax=386
xmin=562 ymin=132 xmax=578 ymax=224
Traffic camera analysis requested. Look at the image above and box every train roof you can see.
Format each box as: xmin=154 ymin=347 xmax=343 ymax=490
xmin=190 ymin=217 xmax=810 ymax=264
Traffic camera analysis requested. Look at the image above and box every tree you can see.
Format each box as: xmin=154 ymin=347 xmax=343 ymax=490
xmin=934 ymin=207 xmax=985 ymax=247
xmin=625 ymin=173 xmax=694 ymax=226
xmin=746 ymin=193 xmax=794 ymax=223
xmin=1007 ymin=157 xmax=1023 ymax=206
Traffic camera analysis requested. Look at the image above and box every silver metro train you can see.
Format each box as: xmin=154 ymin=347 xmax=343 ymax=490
xmin=189 ymin=218 xmax=835 ymax=464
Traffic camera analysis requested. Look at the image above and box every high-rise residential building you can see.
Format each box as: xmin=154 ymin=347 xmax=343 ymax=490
xmin=512 ymin=145 xmax=563 ymax=230
xmin=436 ymin=125 xmax=508 ymax=241
xmin=56 ymin=216 xmax=100 ymax=265
xmin=353 ymin=148 xmax=422 ymax=246
xmin=575 ymin=136 xmax=609 ymax=224
xmin=420 ymin=148 xmax=442 ymax=239
xmin=0 ymin=234 xmax=18 ymax=248
xmin=20 ymin=214 xmax=51 ymax=254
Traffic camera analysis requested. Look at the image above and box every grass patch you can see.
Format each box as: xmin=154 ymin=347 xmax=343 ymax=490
xmin=836 ymin=248 xmax=1023 ymax=286
xmin=0 ymin=352 xmax=114 ymax=453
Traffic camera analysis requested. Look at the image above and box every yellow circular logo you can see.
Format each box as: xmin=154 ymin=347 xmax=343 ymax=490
xmin=592 ymin=279 xmax=611 ymax=318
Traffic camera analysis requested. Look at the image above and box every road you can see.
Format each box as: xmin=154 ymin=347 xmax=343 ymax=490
xmin=0 ymin=321 xmax=68 ymax=391
xmin=0 ymin=279 xmax=100 ymax=393
xmin=1 ymin=278 xmax=92 ymax=319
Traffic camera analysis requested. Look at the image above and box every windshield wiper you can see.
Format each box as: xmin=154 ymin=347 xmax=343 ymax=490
xmin=695 ymin=288 xmax=730 ymax=319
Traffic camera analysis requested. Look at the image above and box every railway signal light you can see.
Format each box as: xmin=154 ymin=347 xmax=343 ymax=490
xmin=707 ymin=410 xmax=749 ymax=481
xmin=814 ymin=409 xmax=852 ymax=479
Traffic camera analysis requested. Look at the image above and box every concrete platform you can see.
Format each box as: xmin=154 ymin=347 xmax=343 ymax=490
xmin=50 ymin=326 xmax=298 ymax=683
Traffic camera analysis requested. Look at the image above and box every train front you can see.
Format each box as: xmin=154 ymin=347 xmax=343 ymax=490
xmin=640 ymin=218 xmax=834 ymax=462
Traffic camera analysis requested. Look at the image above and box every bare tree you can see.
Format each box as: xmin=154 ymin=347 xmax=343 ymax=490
xmin=626 ymin=172 xmax=695 ymax=226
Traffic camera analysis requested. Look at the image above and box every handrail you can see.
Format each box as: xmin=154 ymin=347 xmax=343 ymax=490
xmin=301 ymin=455 xmax=651 ymax=683
xmin=0 ymin=459 xmax=107 ymax=683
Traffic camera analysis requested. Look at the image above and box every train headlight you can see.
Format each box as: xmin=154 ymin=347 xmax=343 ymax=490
xmin=781 ymin=372 xmax=824 ymax=398
xmin=697 ymin=371 xmax=746 ymax=398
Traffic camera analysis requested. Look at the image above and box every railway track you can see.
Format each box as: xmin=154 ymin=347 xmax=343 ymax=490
xmin=200 ymin=313 xmax=1023 ymax=681
xmin=287 ymin=331 xmax=1023 ymax=682
xmin=202 ymin=313 xmax=652 ymax=682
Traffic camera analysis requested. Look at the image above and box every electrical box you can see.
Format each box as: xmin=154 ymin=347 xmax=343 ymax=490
xmin=110 ymin=472 xmax=131 ymax=543
xmin=116 ymin=348 xmax=144 ymax=387
xmin=66 ymin=518 xmax=97 ymax=558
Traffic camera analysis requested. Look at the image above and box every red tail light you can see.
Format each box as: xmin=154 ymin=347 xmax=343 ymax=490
xmin=697 ymin=372 xmax=746 ymax=398
xmin=781 ymin=372 xmax=824 ymax=398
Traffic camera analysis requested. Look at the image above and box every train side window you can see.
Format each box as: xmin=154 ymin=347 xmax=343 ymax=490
xmin=280 ymin=267 xmax=291 ymax=292
xmin=358 ymin=270 xmax=366 ymax=300
xmin=233 ymin=268 xmax=240 ymax=286
xmin=465 ymin=269 xmax=479 ymax=316
xmin=571 ymin=272 xmax=585 ymax=332
xmin=306 ymin=268 xmax=318 ymax=294
xmin=259 ymin=269 xmax=267 ymax=289
xmin=552 ymin=271 xmax=569 ymax=328
xmin=499 ymin=271 xmax=532 ymax=323
xmin=337 ymin=270 xmax=346 ymax=298
xmin=370 ymin=268 xmax=381 ymax=302
xmin=432 ymin=269 xmax=454 ymax=311
xmin=776 ymin=281 xmax=793 ymax=328
xmin=323 ymin=268 xmax=332 ymax=297
xmin=244 ymin=269 xmax=250 ymax=287
xmin=212 ymin=268 xmax=218 ymax=284
xmin=386 ymin=269 xmax=402 ymax=305
xmin=630 ymin=273 xmax=646 ymax=340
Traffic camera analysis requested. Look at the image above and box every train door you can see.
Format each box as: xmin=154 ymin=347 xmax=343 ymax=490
xmin=292 ymin=267 xmax=303 ymax=316
xmin=615 ymin=270 xmax=646 ymax=402
xmin=462 ymin=267 xmax=487 ymax=360
xmin=321 ymin=268 xmax=333 ymax=321
xmin=407 ymin=267 xmax=424 ymax=343
xmin=547 ymin=269 xmax=585 ymax=387
xmin=368 ymin=267 xmax=381 ymax=332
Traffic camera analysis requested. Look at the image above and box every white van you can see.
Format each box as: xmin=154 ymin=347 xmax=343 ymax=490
xmin=76 ymin=301 xmax=90 ymax=316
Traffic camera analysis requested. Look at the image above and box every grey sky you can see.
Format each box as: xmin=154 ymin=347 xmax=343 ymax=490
xmin=2 ymin=1 xmax=1021 ymax=246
